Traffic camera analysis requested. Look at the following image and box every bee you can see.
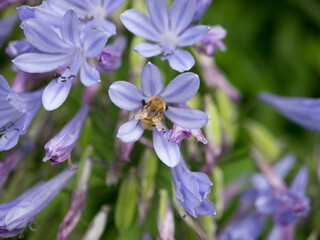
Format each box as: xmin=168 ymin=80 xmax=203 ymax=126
xmin=135 ymin=96 xmax=167 ymax=131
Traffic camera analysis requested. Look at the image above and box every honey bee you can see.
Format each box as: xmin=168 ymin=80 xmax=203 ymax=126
xmin=135 ymin=96 xmax=167 ymax=131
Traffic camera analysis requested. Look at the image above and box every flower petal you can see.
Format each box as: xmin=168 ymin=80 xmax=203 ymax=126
xmin=146 ymin=0 xmax=169 ymax=33
xmin=141 ymin=62 xmax=163 ymax=97
xmin=167 ymin=49 xmax=195 ymax=72
xmin=80 ymin=61 xmax=100 ymax=87
xmin=134 ymin=42 xmax=163 ymax=58
xmin=103 ymin=0 xmax=126 ymax=16
xmin=83 ymin=28 xmax=110 ymax=59
xmin=60 ymin=10 xmax=81 ymax=47
xmin=120 ymin=9 xmax=160 ymax=42
xmin=13 ymin=52 xmax=72 ymax=73
xmin=0 ymin=131 xmax=20 ymax=152
xmin=22 ymin=19 xmax=70 ymax=53
xmin=165 ymin=106 xmax=209 ymax=129
xmin=161 ymin=72 xmax=199 ymax=103
xmin=42 ymin=79 xmax=73 ymax=111
xmin=169 ymin=0 xmax=195 ymax=34
xmin=194 ymin=198 xmax=216 ymax=217
xmin=117 ymin=118 xmax=145 ymax=142
xmin=152 ymin=129 xmax=180 ymax=167
xmin=108 ymin=81 xmax=144 ymax=111
xmin=177 ymin=25 xmax=209 ymax=47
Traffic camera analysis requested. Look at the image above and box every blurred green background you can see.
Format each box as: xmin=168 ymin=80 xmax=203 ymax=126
xmin=1 ymin=0 xmax=320 ymax=239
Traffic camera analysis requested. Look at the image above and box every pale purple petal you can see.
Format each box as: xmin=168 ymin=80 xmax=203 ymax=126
xmin=22 ymin=19 xmax=70 ymax=53
xmin=194 ymin=198 xmax=216 ymax=216
xmin=108 ymin=81 xmax=144 ymax=111
xmin=169 ymin=0 xmax=195 ymax=34
xmin=259 ymin=92 xmax=320 ymax=131
xmin=167 ymin=49 xmax=195 ymax=72
xmin=0 ymin=131 xmax=20 ymax=152
xmin=117 ymin=119 xmax=145 ymax=143
xmin=290 ymin=167 xmax=309 ymax=197
xmin=42 ymin=79 xmax=73 ymax=111
xmin=141 ymin=62 xmax=163 ymax=97
xmin=13 ymin=52 xmax=72 ymax=73
xmin=60 ymin=10 xmax=81 ymax=47
xmin=0 ymin=15 xmax=18 ymax=48
xmin=120 ymin=9 xmax=161 ymax=42
xmin=165 ymin=106 xmax=209 ymax=129
xmin=193 ymin=0 xmax=212 ymax=22
xmin=177 ymin=25 xmax=209 ymax=47
xmin=152 ymin=129 xmax=180 ymax=167
xmin=83 ymin=29 xmax=110 ymax=59
xmin=134 ymin=42 xmax=163 ymax=58
xmin=103 ymin=0 xmax=126 ymax=16
xmin=80 ymin=61 xmax=101 ymax=87
xmin=43 ymin=105 xmax=89 ymax=165
xmin=161 ymin=72 xmax=199 ymax=103
xmin=2 ymin=169 xmax=75 ymax=235
xmin=146 ymin=0 xmax=169 ymax=33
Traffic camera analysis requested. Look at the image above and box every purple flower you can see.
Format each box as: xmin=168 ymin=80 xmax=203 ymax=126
xmin=108 ymin=62 xmax=209 ymax=167
xmin=220 ymin=212 xmax=266 ymax=240
xmin=6 ymin=39 xmax=38 ymax=58
xmin=13 ymin=10 xmax=109 ymax=111
xmin=0 ymin=168 xmax=75 ymax=238
xmin=251 ymin=155 xmax=310 ymax=226
xmin=0 ymin=75 xmax=42 ymax=151
xmin=58 ymin=158 xmax=92 ymax=240
xmin=96 ymin=36 xmax=127 ymax=73
xmin=168 ymin=124 xmax=207 ymax=146
xmin=17 ymin=0 xmax=125 ymax=35
xmin=121 ymin=0 xmax=209 ymax=72
xmin=259 ymin=92 xmax=320 ymax=131
xmin=266 ymin=225 xmax=294 ymax=240
xmin=0 ymin=15 xmax=18 ymax=48
xmin=43 ymin=105 xmax=89 ymax=165
xmin=193 ymin=0 xmax=212 ymax=22
xmin=196 ymin=25 xmax=227 ymax=56
xmin=171 ymin=157 xmax=216 ymax=218
xmin=0 ymin=141 xmax=33 ymax=189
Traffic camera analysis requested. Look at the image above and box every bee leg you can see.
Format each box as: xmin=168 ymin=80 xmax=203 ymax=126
xmin=142 ymin=99 xmax=146 ymax=106
xmin=165 ymin=105 xmax=168 ymax=111
xmin=136 ymin=120 xmax=141 ymax=126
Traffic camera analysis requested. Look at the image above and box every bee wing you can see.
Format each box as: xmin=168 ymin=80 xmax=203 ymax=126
xmin=135 ymin=105 xmax=148 ymax=120
xmin=154 ymin=112 xmax=165 ymax=131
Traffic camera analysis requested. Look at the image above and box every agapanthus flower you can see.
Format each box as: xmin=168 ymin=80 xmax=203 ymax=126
xmin=13 ymin=10 xmax=109 ymax=111
xmin=0 ymin=75 xmax=42 ymax=151
xmin=0 ymin=15 xmax=18 ymax=48
xmin=121 ymin=0 xmax=209 ymax=72
xmin=168 ymin=124 xmax=207 ymax=146
xmin=195 ymin=25 xmax=227 ymax=56
xmin=17 ymin=0 xmax=125 ymax=35
xmin=43 ymin=105 xmax=89 ymax=165
xmin=220 ymin=212 xmax=266 ymax=240
xmin=171 ymin=156 xmax=216 ymax=218
xmin=252 ymin=155 xmax=310 ymax=226
xmin=259 ymin=92 xmax=320 ymax=131
xmin=108 ymin=62 xmax=209 ymax=167
xmin=96 ymin=36 xmax=127 ymax=73
xmin=0 ymin=168 xmax=75 ymax=238
xmin=58 ymin=158 xmax=92 ymax=240
xmin=193 ymin=0 xmax=212 ymax=22
xmin=0 ymin=141 xmax=33 ymax=189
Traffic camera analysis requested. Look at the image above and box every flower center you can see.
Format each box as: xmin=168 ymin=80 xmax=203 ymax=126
xmin=135 ymin=96 xmax=166 ymax=131
xmin=161 ymin=33 xmax=178 ymax=57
